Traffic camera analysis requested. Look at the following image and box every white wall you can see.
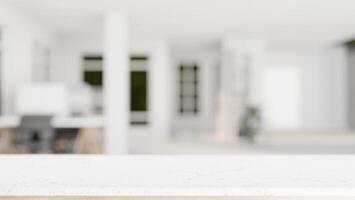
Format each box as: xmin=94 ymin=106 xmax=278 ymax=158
xmin=167 ymin=39 xmax=349 ymax=136
xmin=51 ymin=36 xmax=103 ymax=84
xmin=347 ymin=46 xmax=355 ymax=129
xmin=320 ymin=46 xmax=348 ymax=130
xmin=266 ymin=46 xmax=348 ymax=131
xmin=0 ymin=2 xmax=54 ymax=114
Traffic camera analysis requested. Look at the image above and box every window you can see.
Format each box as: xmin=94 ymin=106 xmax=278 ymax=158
xmin=262 ymin=66 xmax=302 ymax=130
xmin=83 ymin=55 xmax=103 ymax=87
xmin=81 ymin=54 xmax=149 ymax=124
xmin=179 ymin=63 xmax=199 ymax=114
xmin=130 ymin=56 xmax=149 ymax=125
xmin=130 ymin=71 xmax=147 ymax=112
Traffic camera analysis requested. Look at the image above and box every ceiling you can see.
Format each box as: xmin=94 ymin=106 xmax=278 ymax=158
xmin=3 ymin=0 xmax=355 ymax=49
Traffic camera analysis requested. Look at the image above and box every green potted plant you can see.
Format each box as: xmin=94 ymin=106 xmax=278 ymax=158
xmin=239 ymin=106 xmax=261 ymax=141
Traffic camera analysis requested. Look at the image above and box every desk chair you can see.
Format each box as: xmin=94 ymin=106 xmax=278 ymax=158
xmin=16 ymin=116 xmax=53 ymax=153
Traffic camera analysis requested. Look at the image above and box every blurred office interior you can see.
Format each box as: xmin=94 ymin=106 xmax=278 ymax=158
xmin=1 ymin=0 xmax=355 ymax=154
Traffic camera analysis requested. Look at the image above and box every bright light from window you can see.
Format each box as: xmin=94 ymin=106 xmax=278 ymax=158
xmin=262 ymin=66 xmax=302 ymax=131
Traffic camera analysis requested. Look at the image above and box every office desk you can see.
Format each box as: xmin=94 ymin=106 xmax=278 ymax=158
xmin=0 ymin=115 xmax=104 ymax=153
xmin=51 ymin=116 xmax=104 ymax=153
xmin=51 ymin=115 xmax=104 ymax=128
xmin=0 ymin=116 xmax=20 ymax=129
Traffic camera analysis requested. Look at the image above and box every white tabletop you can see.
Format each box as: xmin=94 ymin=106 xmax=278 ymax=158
xmin=0 ymin=116 xmax=20 ymax=128
xmin=0 ymin=115 xmax=104 ymax=129
xmin=51 ymin=115 xmax=104 ymax=128
xmin=0 ymin=155 xmax=354 ymax=196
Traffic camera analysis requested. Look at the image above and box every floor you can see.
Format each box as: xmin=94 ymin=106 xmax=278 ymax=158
xmin=130 ymin=130 xmax=355 ymax=154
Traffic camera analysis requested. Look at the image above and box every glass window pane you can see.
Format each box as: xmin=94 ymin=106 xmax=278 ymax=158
xmin=182 ymin=97 xmax=196 ymax=110
xmin=131 ymin=71 xmax=148 ymax=111
xmin=182 ymin=68 xmax=195 ymax=82
xmin=182 ymin=83 xmax=195 ymax=96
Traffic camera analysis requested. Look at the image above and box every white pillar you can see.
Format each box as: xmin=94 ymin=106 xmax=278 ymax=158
xmin=103 ymin=11 xmax=129 ymax=154
xmin=150 ymin=41 xmax=172 ymax=139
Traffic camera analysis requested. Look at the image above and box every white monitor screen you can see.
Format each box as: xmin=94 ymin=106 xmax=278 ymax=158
xmin=15 ymin=83 xmax=69 ymax=116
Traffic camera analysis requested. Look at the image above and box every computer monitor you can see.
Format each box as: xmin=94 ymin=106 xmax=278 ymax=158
xmin=15 ymin=83 xmax=69 ymax=116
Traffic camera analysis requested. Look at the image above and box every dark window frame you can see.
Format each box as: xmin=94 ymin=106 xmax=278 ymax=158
xmin=83 ymin=55 xmax=103 ymax=87
xmin=179 ymin=63 xmax=199 ymax=114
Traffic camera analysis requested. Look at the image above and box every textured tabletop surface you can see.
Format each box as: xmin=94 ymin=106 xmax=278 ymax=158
xmin=0 ymin=155 xmax=354 ymax=196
